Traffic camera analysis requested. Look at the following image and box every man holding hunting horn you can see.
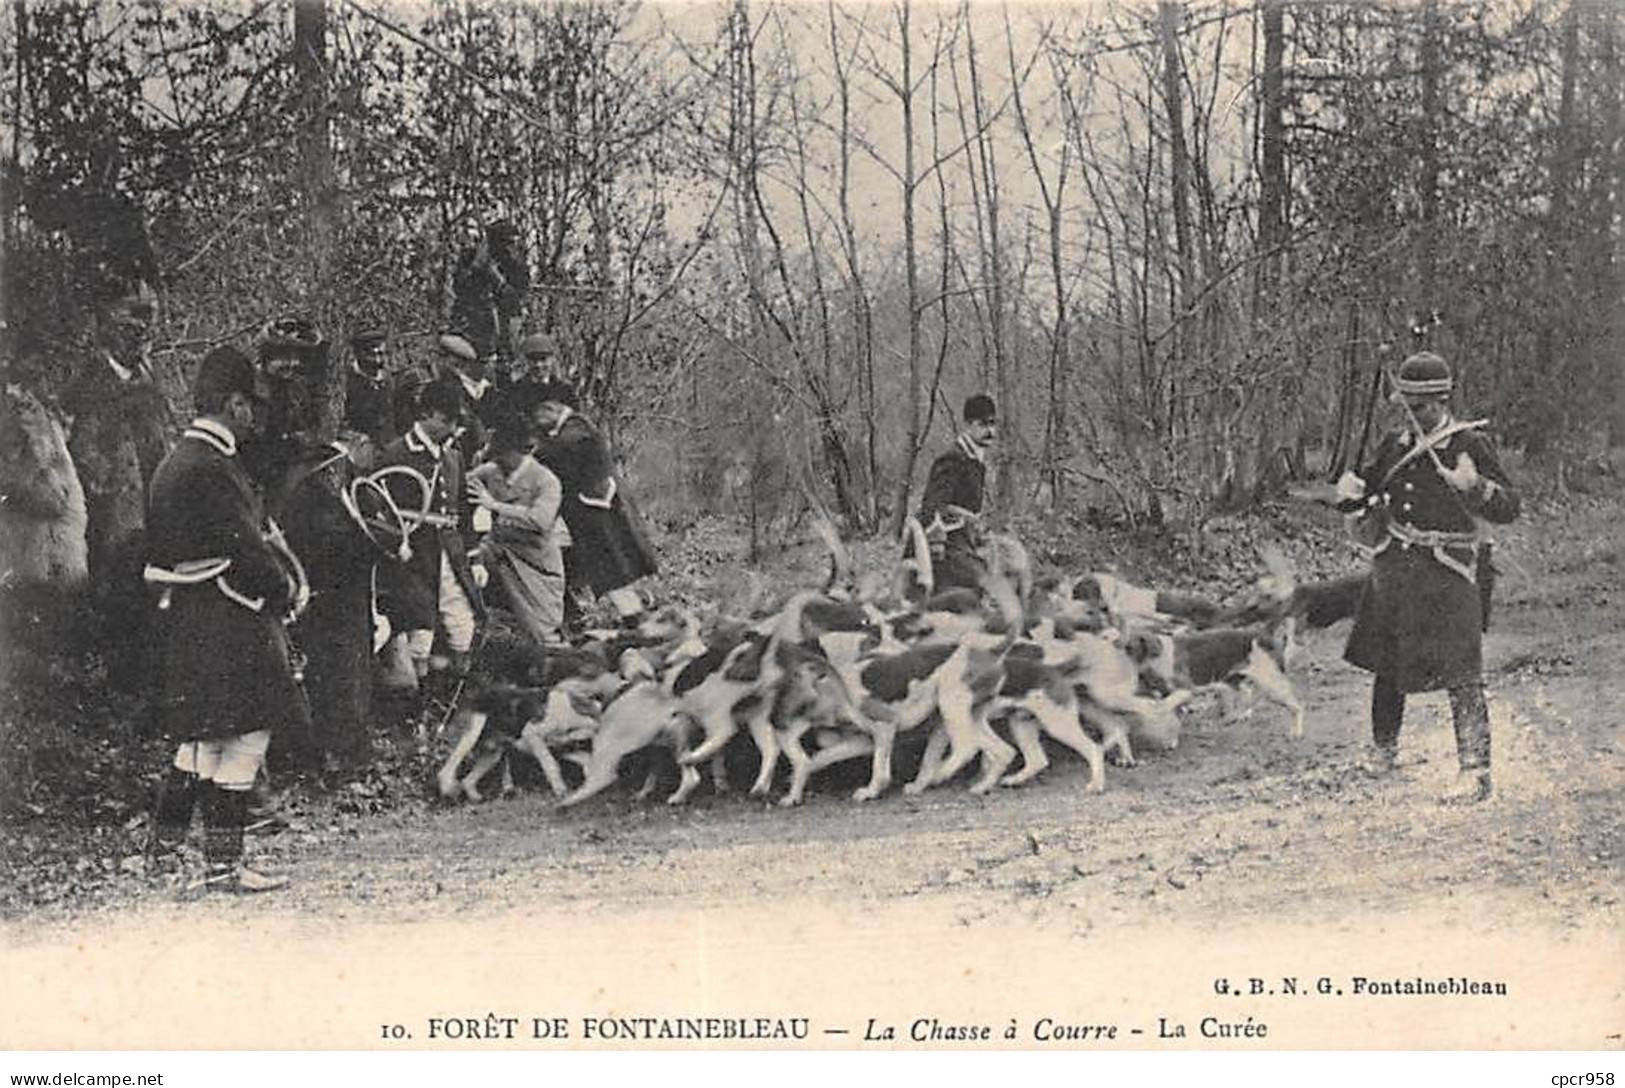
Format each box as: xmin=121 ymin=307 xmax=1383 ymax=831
xmin=1337 ymin=351 xmax=1521 ymax=804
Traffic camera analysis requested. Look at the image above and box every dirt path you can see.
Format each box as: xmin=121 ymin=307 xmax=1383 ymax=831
xmin=4 ymin=502 xmax=1622 ymax=1050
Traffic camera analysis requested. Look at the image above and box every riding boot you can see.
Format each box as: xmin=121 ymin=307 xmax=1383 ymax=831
xmin=1443 ymin=683 xmax=1493 ymax=803
xmin=203 ymin=783 xmax=287 ymax=893
xmin=1364 ymin=674 xmax=1405 ymax=773
xmin=150 ymin=766 xmax=198 ymax=857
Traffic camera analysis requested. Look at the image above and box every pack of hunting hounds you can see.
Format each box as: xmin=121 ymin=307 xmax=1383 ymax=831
xmin=434 ymin=520 xmax=1370 ymax=811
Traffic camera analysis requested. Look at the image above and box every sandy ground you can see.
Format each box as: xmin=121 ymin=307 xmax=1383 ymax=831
xmin=3 ymin=503 xmax=1621 ymax=1051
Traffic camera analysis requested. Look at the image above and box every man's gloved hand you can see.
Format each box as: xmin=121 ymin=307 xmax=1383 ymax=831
xmin=1335 ymin=471 xmax=1367 ymax=503
xmin=1439 ymin=451 xmax=1481 ymax=494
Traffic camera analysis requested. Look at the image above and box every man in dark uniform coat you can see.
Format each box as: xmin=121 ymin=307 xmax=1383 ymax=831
xmin=917 ymin=394 xmax=998 ymax=593
xmin=145 ymin=346 xmax=308 ymax=892
xmin=252 ymin=319 xmax=382 ymax=771
xmin=375 ymin=378 xmax=484 ymax=685
xmin=530 ymin=380 xmax=657 ymax=631
xmin=343 ymin=326 xmax=403 ymax=452
xmin=1337 ymin=351 xmax=1521 ymax=803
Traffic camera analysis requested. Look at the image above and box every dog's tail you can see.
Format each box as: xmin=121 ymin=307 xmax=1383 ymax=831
xmin=900 ymin=515 xmax=934 ymax=602
xmin=814 ymin=514 xmax=856 ymax=598
xmin=979 ymin=567 xmax=1026 ymax=653
xmin=1211 ymin=547 xmax=1299 ymax=630
xmin=986 ymin=531 xmax=1033 ymax=613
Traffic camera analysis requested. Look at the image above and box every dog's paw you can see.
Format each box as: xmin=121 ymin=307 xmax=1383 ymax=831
xmin=851 ymin=785 xmax=882 ymax=802
xmin=435 ymin=775 xmax=460 ymax=800
xmin=776 ymin=794 xmax=803 ymax=809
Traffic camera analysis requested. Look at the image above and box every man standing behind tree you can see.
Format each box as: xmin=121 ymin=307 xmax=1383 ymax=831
xmin=343 ymin=325 xmax=403 ymax=453
xmin=530 ymin=381 xmax=656 ymax=633
xmin=917 ymin=394 xmax=998 ymax=593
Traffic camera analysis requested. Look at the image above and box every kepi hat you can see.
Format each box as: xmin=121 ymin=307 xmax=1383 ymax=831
xmin=1391 ymin=351 xmax=1453 ymax=400
xmin=963 ymin=393 xmax=997 ymax=424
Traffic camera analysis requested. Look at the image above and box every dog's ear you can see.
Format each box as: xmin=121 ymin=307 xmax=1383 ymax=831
xmin=1121 ymin=632 xmax=1156 ymax=663
xmin=721 ymin=639 xmax=765 ymax=683
xmin=1072 ymin=575 xmax=1105 ymax=606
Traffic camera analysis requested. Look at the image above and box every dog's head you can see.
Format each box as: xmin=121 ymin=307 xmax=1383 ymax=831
xmin=1130 ymin=692 xmax=1189 ymax=751
xmin=618 ymin=647 xmax=659 ymax=682
xmin=636 ymin=604 xmax=698 ymax=645
xmin=1119 ymin=631 xmax=1163 ymax=666
xmin=1070 ymin=574 xmax=1107 ymax=609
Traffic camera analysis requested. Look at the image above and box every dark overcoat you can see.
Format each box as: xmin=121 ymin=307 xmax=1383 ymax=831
xmin=1342 ymin=420 xmax=1520 ymax=692
xmin=535 ymin=411 xmax=657 ymax=595
xmin=283 ymin=470 xmax=385 ymax=765
xmin=374 ymin=427 xmax=484 ymax=632
xmin=146 ymin=426 xmax=311 ymax=742
xmin=917 ymin=439 xmax=988 ymax=592
xmin=344 ymin=365 xmax=403 ymax=449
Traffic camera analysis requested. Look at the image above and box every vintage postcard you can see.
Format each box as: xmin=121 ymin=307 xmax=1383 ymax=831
xmin=1 ymin=0 xmax=1619 ymax=1064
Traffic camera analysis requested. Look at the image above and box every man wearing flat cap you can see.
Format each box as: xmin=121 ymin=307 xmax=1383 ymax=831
xmin=918 ymin=393 xmax=998 ymax=593
xmin=1337 ymin=351 xmax=1521 ymax=803
xmin=431 ymin=332 xmax=495 ymax=463
xmin=530 ymin=381 xmax=656 ymax=632
xmin=517 ymin=332 xmax=560 ymax=383
xmin=144 ymin=346 xmax=309 ymax=893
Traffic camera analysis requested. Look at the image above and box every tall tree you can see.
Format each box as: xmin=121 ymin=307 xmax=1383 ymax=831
xmin=293 ymin=0 xmax=339 ymax=437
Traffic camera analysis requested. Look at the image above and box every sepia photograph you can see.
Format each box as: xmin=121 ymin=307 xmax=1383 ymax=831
xmin=0 ymin=0 xmax=1619 ymax=1072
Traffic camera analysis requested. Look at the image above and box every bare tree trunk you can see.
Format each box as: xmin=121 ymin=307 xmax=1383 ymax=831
xmin=827 ymin=3 xmax=879 ymax=525
xmin=728 ymin=0 xmax=765 ymax=561
xmin=1157 ymin=1 xmax=1201 ymax=515
xmin=1 ymin=0 xmax=23 ymax=359
xmin=960 ymin=14 xmax=1011 ymax=515
xmin=1255 ymin=0 xmax=1285 ymax=316
xmin=786 ymin=68 xmax=862 ymax=531
xmin=1598 ymin=3 xmax=1625 ymax=447
xmin=1247 ymin=0 xmax=1288 ymax=502
xmin=1158 ymin=1 xmax=1197 ymax=343
xmin=885 ymin=0 xmax=924 ymax=539
xmin=1327 ymin=301 xmax=1360 ymax=479
xmin=1011 ymin=16 xmax=1071 ymax=509
xmin=1417 ymin=0 xmax=1441 ymax=301
xmin=1529 ymin=0 xmax=1580 ymax=461
xmin=294 ymin=0 xmax=340 ymax=438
